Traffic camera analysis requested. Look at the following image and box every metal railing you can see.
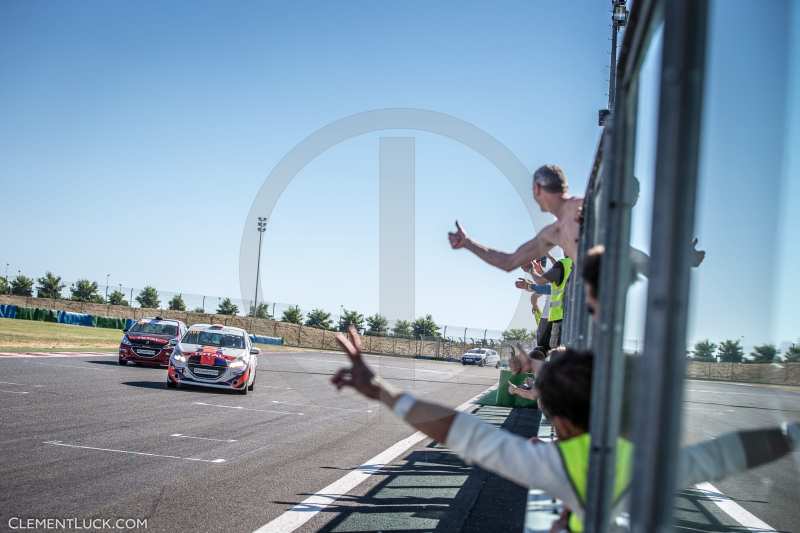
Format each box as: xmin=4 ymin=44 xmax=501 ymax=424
xmin=560 ymin=0 xmax=710 ymax=531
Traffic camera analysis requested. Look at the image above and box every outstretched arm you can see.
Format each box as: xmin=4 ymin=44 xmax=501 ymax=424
xmin=330 ymin=327 xmax=574 ymax=498
xmin=331 ymin=326 xmax=458 ymax=442
xmin=678 ymin=422 xmax=799 ymax=488
xmin=630 ymin=238 xmax=706 ymax=278
xmin=449 ymin=221 xmax=557 ymax=272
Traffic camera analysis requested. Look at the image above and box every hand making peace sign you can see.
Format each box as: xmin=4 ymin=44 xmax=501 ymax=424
xmin=331 ymin=326 xmax=382 ymax=400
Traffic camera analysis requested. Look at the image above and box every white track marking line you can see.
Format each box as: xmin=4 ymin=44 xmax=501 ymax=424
xmin=269 ymin=400 xmax=373 ymax=414
xmin=170 ymin=433 xmax=238 ymax=443
xmin=295 ymin=358 xmax=453 ymax=375
xmin=694 ymin=482 xmax=775 ymax=531
xmin=0 ymin=389 xmax=29 ymax=395
xmin=0 ymin=380 xmax=43 ymax=387
xmin=0 ymin=352 xmax=115 ymax=358
xmin=42 ymin=440 xmax=225 ymax=464
xmin=24 ymin=361 xmax=108 ymax=371
xmin=252 ymin=384 xmax=494 ymax=533
xmin=192 ymin=401 xmax=304 ymax=416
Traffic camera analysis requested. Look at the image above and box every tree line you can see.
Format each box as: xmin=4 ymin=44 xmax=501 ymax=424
xmin=690 ymin=339 xmax=800 ymax=363
xmin=0 ymin=272 xmax=197 ymax=313
xmin=0 ymin=272 xmax=451 ymax=340
xmin=271 ymin=306 xmax=443 ymax=340
xmin=4 ymin=273 xmax=792 ymax=352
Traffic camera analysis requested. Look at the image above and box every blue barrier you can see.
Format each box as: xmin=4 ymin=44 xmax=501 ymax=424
xmin=0 ymin=304 xmax=18 ymax=319
xmin=250 ymin=334 xmax=283 ymax=346
xmin=57 ymin=310 xmax=95 ymax=327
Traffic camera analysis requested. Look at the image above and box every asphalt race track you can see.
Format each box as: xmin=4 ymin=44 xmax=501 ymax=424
xmin=1 ymin=351 xmax=798 ymax=532
xmin=0 ymin=351 xmax=496 ymax=532
xmin=678 ymin=381 xmax=800 ymax=532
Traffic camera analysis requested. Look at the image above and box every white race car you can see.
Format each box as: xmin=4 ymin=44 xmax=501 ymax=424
xmin=167 ymin=324 xmax=259 ymax=394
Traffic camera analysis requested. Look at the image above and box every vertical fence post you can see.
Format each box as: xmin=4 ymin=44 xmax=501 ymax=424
xmin=583 ymin=22 xmax=641 ymax=533
xmin=629 ymin=2 xmax=709 ymax=531
xmin=584 ymin=101 xmax=637 ymax=533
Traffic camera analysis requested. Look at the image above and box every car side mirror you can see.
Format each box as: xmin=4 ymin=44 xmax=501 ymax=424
xmin=168 ymin=339 xmax=178 ymax=346
xmin=123 ymin=327 xmax=129 ymax=333
xmin=250 ymin=347 xmax=260 ymax=355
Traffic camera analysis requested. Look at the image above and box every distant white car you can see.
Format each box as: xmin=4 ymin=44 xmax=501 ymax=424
xmin=461 ymin=348 xmax=500 ymax=368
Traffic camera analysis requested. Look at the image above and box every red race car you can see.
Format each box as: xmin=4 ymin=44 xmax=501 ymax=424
xmin=118 ymin=317 xmax=187 ymax=367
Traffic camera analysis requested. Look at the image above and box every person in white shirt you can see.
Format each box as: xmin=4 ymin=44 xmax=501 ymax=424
xmin=330 ymin=326 xmax=799 ymax=530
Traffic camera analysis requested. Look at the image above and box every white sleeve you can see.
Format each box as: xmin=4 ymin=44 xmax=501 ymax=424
xmin=677 ymin=432 xmax=747 ymax=487
xmin=678 ymin=423 xmax=799 ymax=488
xmin=445 ymin=412 xmax=578 ymax=507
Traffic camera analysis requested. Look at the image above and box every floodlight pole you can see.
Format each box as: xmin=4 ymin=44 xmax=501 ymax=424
xmin=610 ymin=1 xmax=630 ymax=109
xmin=105 ymin=274 xmax=110 ymax=302
xmin=253 ymin=217 xmax=268 ymax=317
xmin=599 ymin=1 xmax=629 ymax=126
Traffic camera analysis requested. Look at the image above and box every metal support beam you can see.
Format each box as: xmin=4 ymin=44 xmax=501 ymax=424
xmin=618 ymin=0 xmax=662 ymax=89
xmin=571 ymin=133 xmax=607 ymax=350
xmin=629 ymin=1 xmax=708 ymax=532
xmin=584 ymin=70 xmax=639 ymax=533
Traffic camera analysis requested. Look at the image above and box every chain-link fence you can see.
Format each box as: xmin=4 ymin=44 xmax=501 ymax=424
xmin=0 ymin=270 xmax=513 ymax=350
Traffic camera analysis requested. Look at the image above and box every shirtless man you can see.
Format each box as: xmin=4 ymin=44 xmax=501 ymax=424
xmin=448 ymin=165 xmax=582 ymax=271
xmin=448 ymin=167 xmax=706 ymax=273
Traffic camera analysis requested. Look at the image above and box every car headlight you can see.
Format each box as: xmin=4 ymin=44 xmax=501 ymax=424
xmin=229 ymin=360 xmax=246 ymax=371
xmin=172 ymin=352 xmax=187 ymax=363
xmin=121 ymin=336 xmax=131 ymax=346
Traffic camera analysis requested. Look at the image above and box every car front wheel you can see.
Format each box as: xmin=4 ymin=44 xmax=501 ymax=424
xmin=248 ymin=370 xmax=256 ymax=391
xmin=118 ymin=358 xmax=127 ymax=366
xmin=166 ymin=379 xmax=176 ymax=388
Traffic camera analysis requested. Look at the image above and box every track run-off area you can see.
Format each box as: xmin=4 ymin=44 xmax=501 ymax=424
xmin=1 ymin=351 xmax=798 ymax=532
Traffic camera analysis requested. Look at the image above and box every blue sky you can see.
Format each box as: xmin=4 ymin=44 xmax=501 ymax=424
xmin=0 ymin=1 xmax=797 ymax=349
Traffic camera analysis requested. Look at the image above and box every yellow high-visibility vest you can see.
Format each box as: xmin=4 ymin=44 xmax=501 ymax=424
xmin=548 ymin=258 xmax=573 ymax=322
xmin=556 ymin=433 xmax=633 ymax=532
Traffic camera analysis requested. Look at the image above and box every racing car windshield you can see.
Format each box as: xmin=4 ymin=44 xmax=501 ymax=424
xmin=128 ymin=322 xmax=179 ymax=336
xmin=182 ymin=331 xmax=245 ymax=349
